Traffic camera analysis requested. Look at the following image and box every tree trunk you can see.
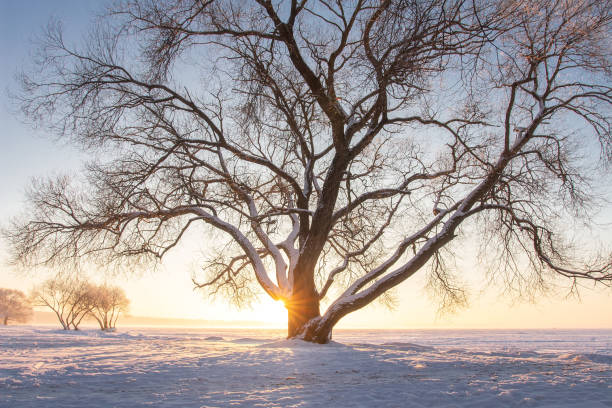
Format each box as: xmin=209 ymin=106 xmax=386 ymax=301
xmin=93 ymin=315 xmax=104 ymax=330
xmin=3 ymin=316 xmax=7 ymax=325
xmin=286 ymin=267 xmax=326 ymax=341
xmin=287 ymin=297 xmax=321 ymax=338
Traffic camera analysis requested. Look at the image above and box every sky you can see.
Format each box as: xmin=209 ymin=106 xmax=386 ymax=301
xmin=1 ymin=0 xmax=611 ymax=330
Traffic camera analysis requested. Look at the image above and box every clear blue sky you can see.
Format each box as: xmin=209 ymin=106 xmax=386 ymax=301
xmin=1 ymin=0 xmax=96 ymax=213
xmin=1 ymin=0 xmax=611 ymax=328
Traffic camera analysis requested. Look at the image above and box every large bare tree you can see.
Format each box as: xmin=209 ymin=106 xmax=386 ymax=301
xmin=4 ymin=0 xmax=612 ymax=342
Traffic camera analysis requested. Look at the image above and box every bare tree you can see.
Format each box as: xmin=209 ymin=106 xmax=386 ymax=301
xmin=31 ymin=276 xmax=95 ymax=330
xmin=0 ymin=288 xmax=33 ymax=325
xmin=4 ymin=0 xmax=612 ymax=342
xmin=89 ymin=284 xmax=130 ymax=330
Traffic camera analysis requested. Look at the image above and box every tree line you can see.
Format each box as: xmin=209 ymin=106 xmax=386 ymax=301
xmin=0 ymin=276 xmax=129 ymax=331
xmin=32 ymin=276 xmax=130 ymax=331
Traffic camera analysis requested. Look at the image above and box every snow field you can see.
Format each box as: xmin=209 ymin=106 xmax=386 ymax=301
xmin=1 ymin=327 xmax=611 ymax=407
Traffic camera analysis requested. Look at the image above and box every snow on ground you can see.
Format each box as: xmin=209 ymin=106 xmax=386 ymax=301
xmin=1 ymin=327 xmax=611 ymax=407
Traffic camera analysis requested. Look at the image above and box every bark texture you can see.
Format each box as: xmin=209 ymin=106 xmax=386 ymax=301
xmin=287 ymin=267 xmax=321 ymax=338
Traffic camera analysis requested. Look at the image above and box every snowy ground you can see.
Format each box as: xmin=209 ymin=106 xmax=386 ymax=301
xmin=1 ymin=327 xmax=611 ymax=407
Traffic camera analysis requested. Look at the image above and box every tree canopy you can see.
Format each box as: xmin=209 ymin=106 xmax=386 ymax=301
xmin=31 ymin=275 xmax=130 ymax=330
xmin=31 ymin=276 xmax=96 ymax=330
xmin=89 ymin=284 xmax=130 ymax=331
xmin=4 ymin=0 xmax=612 ymax=342
xmin=0 ymin=288 xmax=33 ymax=325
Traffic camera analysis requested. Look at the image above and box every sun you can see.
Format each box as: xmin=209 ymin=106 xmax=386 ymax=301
xmin=250 ymin=297 xmax=287 ymax=327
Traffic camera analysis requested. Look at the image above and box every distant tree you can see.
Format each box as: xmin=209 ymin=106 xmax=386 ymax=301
xmin=31 ymin=276 xmax=95 ymax=330
xmin=67 ymin=282 xmax=97 ymax=330
xmin=4 ymin=0 xmax=612 ymax=343
xmin=89 ymin=285 xmax=130 ymax=330
xmin=0 ymin=288 xmax=33 ymax=325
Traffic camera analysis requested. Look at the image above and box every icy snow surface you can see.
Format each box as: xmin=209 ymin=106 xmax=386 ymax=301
xmin=1 ymin=326 xmax=611 ymax=407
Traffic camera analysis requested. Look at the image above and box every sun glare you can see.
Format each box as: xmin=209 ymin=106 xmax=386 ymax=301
xmin=252 ymin=298 xmax=287 ymax=327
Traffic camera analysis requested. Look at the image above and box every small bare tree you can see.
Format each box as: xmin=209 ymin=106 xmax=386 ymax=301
xmin=0 ymin=288 xmax=33 ymax=325
xmin=89 ymin=284 xmax=130 ymax=330
xmin=4 ymin=0 xmax=612 ymax=342
xmin=31 ymin=276 xmax=95 ymax=330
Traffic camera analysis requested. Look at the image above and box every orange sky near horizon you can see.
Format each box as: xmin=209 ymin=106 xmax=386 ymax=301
xmin=2 ymin=240 xmax=611 ymax=330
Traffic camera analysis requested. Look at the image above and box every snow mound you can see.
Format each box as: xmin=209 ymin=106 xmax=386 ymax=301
xmin=231 ymin=337 xmax=269 ymax=344
xmin=258 ymin=339 xmax=346 ymax=348
xmin=380 ymin=342 xmax=436 ymax=352
xmin=204 ymin=336 xmax=224 ymax=341
xmin=558 ymin=353 xmax=612 ymax=364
